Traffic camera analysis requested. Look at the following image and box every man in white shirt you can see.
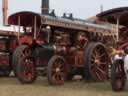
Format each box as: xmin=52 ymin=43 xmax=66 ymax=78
xmin=114 ymin=50 xmax=123 ymax=60
xmin=124 ymin=47 xmax=128 ymax=80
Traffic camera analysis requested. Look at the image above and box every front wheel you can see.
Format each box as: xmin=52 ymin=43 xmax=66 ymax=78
xmin=12 ymin=45 xmax=27 ymax=76
xmin=17 ymin=57 xmax=37 ymax=84
xmin=111 ymin=59 xmax=126 ymax=91
xmin=47 ymin=56 xmax=67 ymax=85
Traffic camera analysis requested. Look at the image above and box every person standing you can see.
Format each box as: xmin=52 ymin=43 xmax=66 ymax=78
xmin=124 ymin=47 xmax=128 ymax=80
xmin=114 ymin=50 xmax=124 ymax=60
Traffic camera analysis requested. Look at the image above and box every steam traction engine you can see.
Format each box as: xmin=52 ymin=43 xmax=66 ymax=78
xmin=7 ymin=11 xmax=117 ymax=85
xmin=94 ymin=7 xmax=128 ymax=91
xmin=0 ymin=29 xmax=17 ymax=76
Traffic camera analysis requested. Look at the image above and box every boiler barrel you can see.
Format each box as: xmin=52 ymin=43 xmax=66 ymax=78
xmin=34 ymin=44 xmax=54 ymax=60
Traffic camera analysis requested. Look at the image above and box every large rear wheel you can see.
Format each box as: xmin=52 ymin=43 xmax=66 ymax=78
xmin=85 ymin=42 xmax=110 ymax=81
xmin=111 ymin=59 xmax=126 ymax=91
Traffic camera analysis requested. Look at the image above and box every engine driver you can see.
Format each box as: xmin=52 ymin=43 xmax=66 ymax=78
xmin=76 ymin=32 xmax=88 ymax=49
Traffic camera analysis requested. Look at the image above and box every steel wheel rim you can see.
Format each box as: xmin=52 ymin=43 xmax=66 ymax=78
xmin=51 ymin=58 xmax=66 ymax=85
xmin=90 ymin=45 xmax=108 ymax=81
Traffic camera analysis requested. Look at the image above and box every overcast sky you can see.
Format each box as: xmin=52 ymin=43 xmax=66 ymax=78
xmin=0 ymin=0 xmax=128 ymax=25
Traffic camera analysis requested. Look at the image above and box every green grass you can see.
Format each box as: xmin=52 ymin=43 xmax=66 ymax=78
xmin=0 ymin=77 xmax=128 ymax=96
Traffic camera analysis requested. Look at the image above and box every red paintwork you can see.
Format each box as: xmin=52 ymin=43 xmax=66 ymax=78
xmin=8 ymin=11 xmax=41 ymax=26
xmin=118 ymin=42 xmax=128 ymax=50
xmin=0 ymin=40 xmax=7 ymax=51
xmin=58 ymin=46 xmax=84 ymax=68
xmin=74 ymin=50 xmax=84 ymax=67
xmin=9 ymin=39 xmax=17 ymax=51
xmin=0 ymin=55 xmax=9 ymax=66
xmin=6 ymin=9 xmax=111 ymax=82
xmin=21 ymin=57 xmax=35 ymax=81
xmin=19 ymin=35 xmax=33 ymax=45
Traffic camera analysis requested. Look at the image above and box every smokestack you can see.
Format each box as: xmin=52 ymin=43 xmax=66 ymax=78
xmin=41 ymin=0 xmax=49 ymax=14
xmin=2 ymin=0 xmax=8 ymax=26
xmin=100 ymin=5 xmax=103 ymax=13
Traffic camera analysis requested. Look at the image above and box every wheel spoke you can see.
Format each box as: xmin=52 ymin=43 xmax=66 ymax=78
xmin=98 ymin=53 xmax=106 ymax=58
xmin=20 ymin=57 xmax=35 ymax=82
xmin=58 ymin=60 xmax=64 ymax=68
xmin=92 ymin=53 xmax=96 ymax=59
xmin=91 ymin=67 xmax=102 ymax=80
xmin=48 ymin=56 xmax=66 ymax=85
xmin=95 ymin=66 xmax=107 ymax=75
xmin=52 ymin=71 xmax=64 ymax=83
xmin=97 ymin=47 xmax=103 ymax=53
xmin=54 ymin=62 xmax=59 ymax=68
xmin=91 ymin=64 xmax=106 ymax=80
xmin=100 ymin=62 xmax=107 ymax=65
xmin=52 ymin=68 xmax=56 ymax=73
xmin=54 ymin=74 xmax=59 ymax=81
xmin=91 ymin=59 xmax=95 ymax=64
xmin=94 ymin=49 xmax=99 ymax=57
xmin=95 ymin=71 xmax=102 ymax=80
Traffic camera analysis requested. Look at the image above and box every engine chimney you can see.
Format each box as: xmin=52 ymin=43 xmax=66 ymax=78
xmin=2 ymin=0 xmax=8 ymax=26
xmin=41 ymin=0 xmax=49 ymax=14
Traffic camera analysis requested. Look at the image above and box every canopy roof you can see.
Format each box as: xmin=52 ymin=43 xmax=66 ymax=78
xmin=8 ymin=11 xmax=115 ymax=36
xmin=8 ymin=11 xmax=41 ymax=26
xmin=97 ymin=7 xmax=128 ymax=26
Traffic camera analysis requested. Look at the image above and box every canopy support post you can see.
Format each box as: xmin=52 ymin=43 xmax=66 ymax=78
xmin=34 ymin=16 xmax=37 ymax=40
xmin=18 ymin=16 xmax=21 ymax=40
xmin=116 ymin=18 xmax=119 ymax=42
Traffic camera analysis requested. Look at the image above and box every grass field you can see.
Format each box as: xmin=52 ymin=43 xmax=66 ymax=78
xmin=0 ymin=77 xmax=128 ymax=96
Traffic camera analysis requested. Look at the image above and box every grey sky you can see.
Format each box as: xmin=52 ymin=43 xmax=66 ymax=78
xmin=0 ymin=0 xmax=128 ymax=25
